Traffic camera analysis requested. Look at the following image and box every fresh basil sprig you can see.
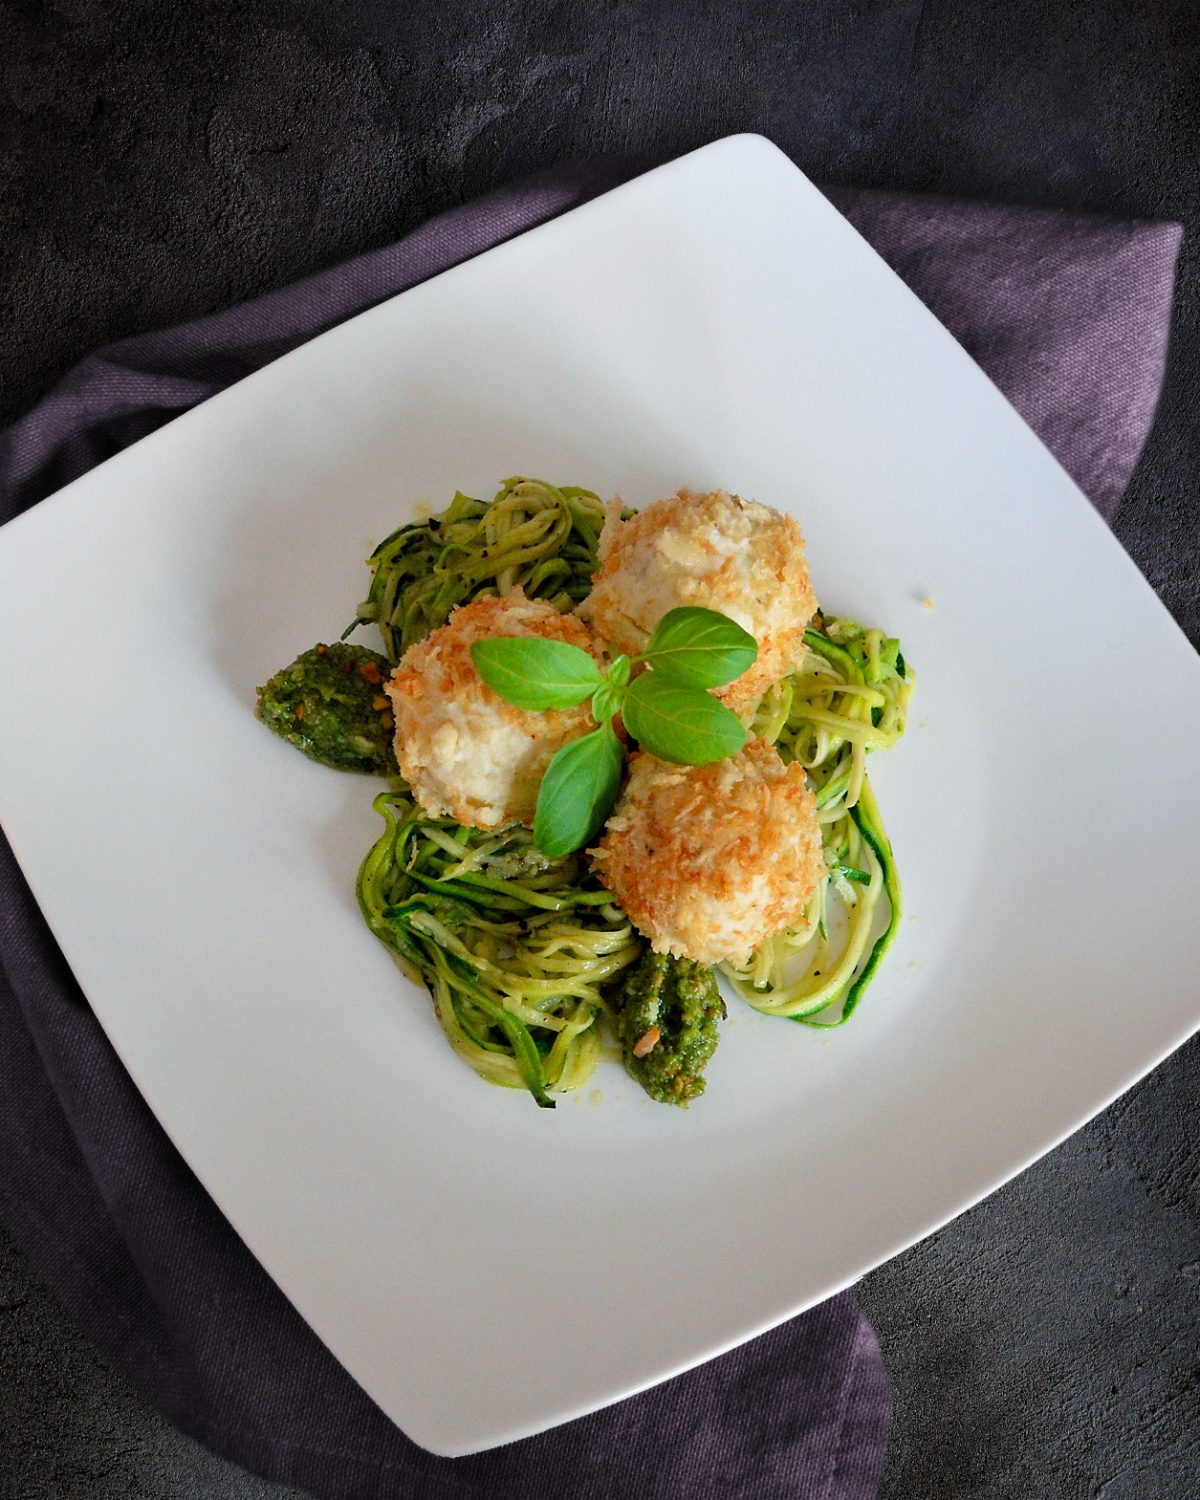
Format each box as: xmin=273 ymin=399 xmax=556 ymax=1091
xmin=467 ymin=636 xmax=603 ymax=709
xmin=470 ymin=607 xmax=757 ymax=854
xmin=634 ymin=606 xmax=756 ymax=688
xmin=622 ymin=675 xmax=746 ymax=763
xmin=533 ymin=720 xmax=626 ymax=856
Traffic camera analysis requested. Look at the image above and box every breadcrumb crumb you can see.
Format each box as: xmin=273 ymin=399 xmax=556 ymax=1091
xmin=386 ymin=592 xmax=603 ymax=828
xmin=593 ymin=738 xmax=825 ymax=964
xmin=578 ymin=489 xmax=817 ymax=708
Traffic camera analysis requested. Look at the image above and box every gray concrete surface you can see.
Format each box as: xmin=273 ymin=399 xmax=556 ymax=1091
xmin=2 ymin=1 xmax=1199 ymax=1496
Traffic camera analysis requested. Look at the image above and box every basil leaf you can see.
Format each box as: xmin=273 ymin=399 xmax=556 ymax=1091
xmin=641 ymin=607 xmax=757 ymax=688
xmin=607 ymin=653 xmax=632 ymax=688
xmin=534 ymin=722 xmax=626 ymax=856
xmin=623 ymin=674 xmax=748 ymax=763
xmin=591 ymin=680 xmax=625 ymax=724
xmin=470 ymin=637 xmax=603 ymax=710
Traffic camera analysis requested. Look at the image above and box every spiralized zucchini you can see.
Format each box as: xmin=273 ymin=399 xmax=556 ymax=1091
xmin=357 ymin=787 xmax=644 ymax=1106
xmin=723 ymin=618 xmax=913 ymax=1024
xmin=337 ymin=476 xmax=913 ymax=1104
xmin=347 ymin=476 xmax=607 ymax=661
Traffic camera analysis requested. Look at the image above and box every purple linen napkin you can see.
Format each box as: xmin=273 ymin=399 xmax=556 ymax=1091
xmin=0 ymin=156 xmax=1181 ymax=1500
xmin=823 ymin=185 xmax=1181 ymax=520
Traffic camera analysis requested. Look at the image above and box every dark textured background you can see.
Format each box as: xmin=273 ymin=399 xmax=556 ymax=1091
xmin=2 ymin=2 xmax=1198 ymax=1496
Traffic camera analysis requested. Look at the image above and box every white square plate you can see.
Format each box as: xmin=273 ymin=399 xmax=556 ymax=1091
xmin=2 ymin=136 xmax=1198 ymax=1456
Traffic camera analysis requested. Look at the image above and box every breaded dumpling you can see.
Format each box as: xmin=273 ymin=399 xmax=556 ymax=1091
xmin=578 ymin=489 xmax=817 ymax=707
xmin=592 ymin=738 xmax=825 ymax=965
xmin=386 ymin=592 xmax=603 ymax=829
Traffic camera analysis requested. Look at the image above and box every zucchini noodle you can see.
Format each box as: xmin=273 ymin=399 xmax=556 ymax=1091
xmin=339 ymin=476 xmax=914 ymax=1103
xmin=357 ymin=787 xmax=644 ymax=1107
xmin=346 ymin=476 xmax=607 ymax=661
xmin=723 ymin=618 xmax=913 ymax=1024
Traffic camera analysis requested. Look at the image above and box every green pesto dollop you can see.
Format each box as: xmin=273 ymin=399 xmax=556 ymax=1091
xmin=256 ymin=643 xmax=398 ymax=774
xmin=616 ymin=950 xmax=725 ymax=1107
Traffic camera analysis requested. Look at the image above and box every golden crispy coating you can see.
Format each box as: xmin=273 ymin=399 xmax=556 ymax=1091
xmin=386 ymin=592 xmax=602 ymax=829
xmin=592 ymin=738 xmax=825 ymax=965
xmin=578 ymin=489 xmax=817 ymax=708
